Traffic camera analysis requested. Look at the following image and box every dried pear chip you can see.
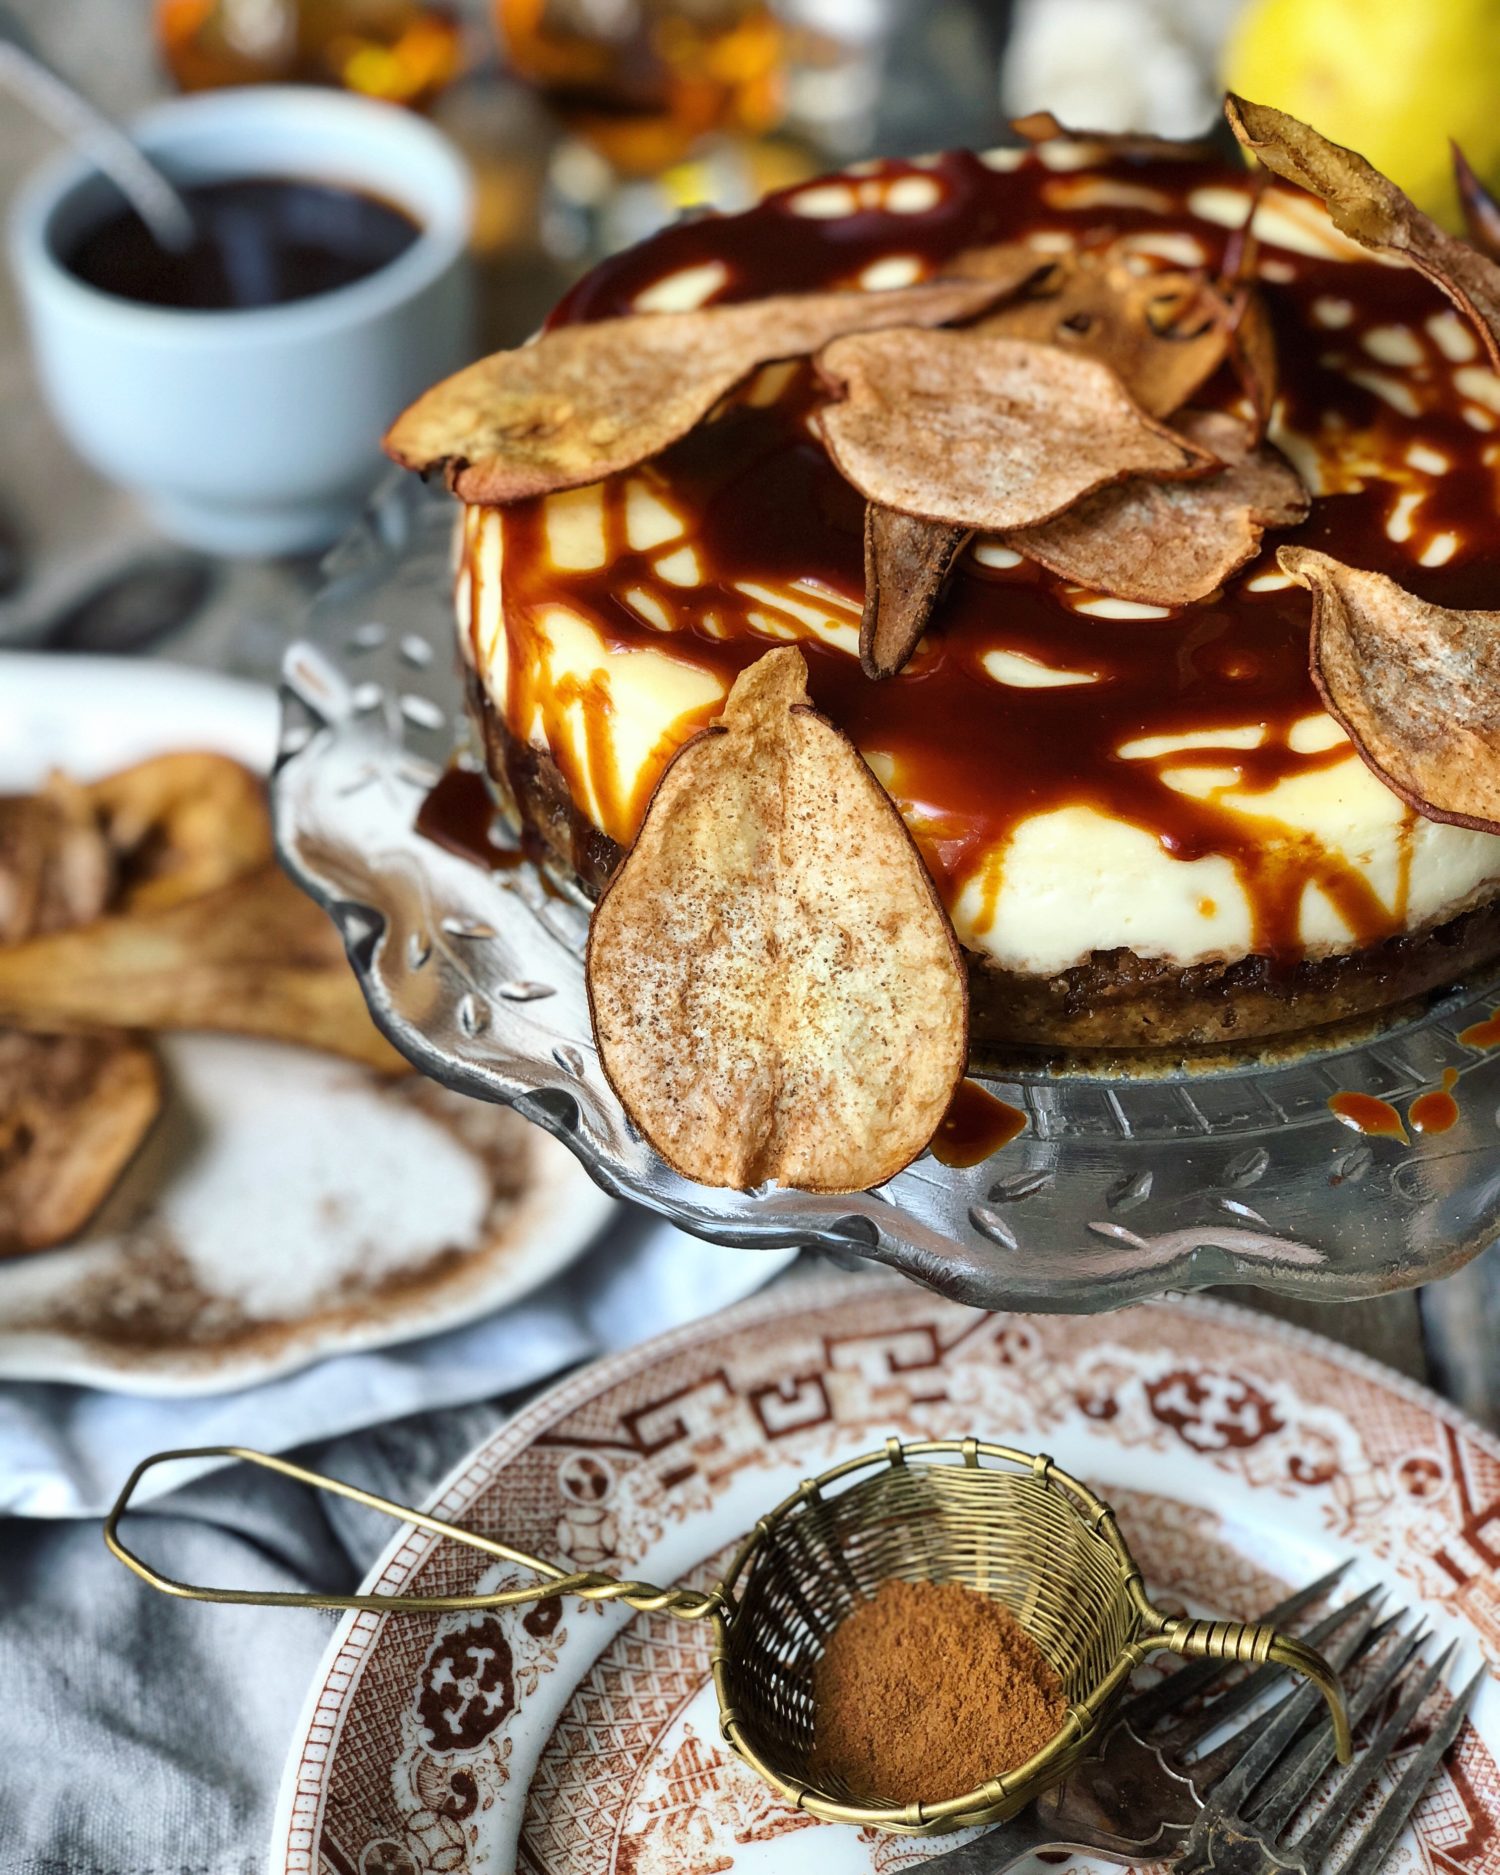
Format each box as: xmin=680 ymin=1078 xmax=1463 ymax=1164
xmin=0 ymin=1029 xmax=161 ymax=1256
xmin=1226 ymin=95 xmax=1500 ymax=374
xmin=1454 ymin=141 xmax=1500 ymax=261
xmin=1224 ymin=285 xmax=1278 ymax=437
xmin=384 ymin=277 xmax=1028 ymax=504
xmin=1007 ymin=410 xmax=1308 ymax=605
xmin=1009 ymin=111 xmax=1221 ymax=164
xmin=943 ymin=240 xmax=1054 ymax=286
xmin=962 ymin=250 xmax=1230 ymax=419
xmin=587 ymin=647 xmax=967 ymax=1192
xmin=1280 ymin=547 xmax=1500 ymax=834
xmin=0 ymin=779 xmax=114 ymax=945
xmin=86 ymin=751 xmax=272 ymax=913
xmin=0 ymin=864 xmax=407 ymax=1074
xmin=861 ymin=506 xmax=972 ymax=679
xmin=814 ymin=329 xmax=1211 ymax=533
xmin=851 ymin=246 xmax=1242 ymax=677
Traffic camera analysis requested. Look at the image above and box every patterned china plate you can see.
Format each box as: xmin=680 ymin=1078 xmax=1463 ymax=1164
xmin=270 ymin=1275 xmax=1500 ymax=1875
xmin=274 ymin=477 xmax=1500 ymax=1311
xmin=0 ymin=655 xmax=616 ymax=1393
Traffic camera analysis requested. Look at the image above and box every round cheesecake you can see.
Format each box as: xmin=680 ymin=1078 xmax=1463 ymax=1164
xmin=453 ymin=140 xmax=1500 ymax=1050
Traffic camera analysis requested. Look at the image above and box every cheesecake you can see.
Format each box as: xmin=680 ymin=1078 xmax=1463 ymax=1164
xmin=431 ymin=129 xmax=1500 ymax=1052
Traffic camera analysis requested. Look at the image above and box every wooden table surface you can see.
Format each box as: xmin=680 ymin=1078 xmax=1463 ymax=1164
xmin=2 ymin=4 xmax=1497 ymax=1433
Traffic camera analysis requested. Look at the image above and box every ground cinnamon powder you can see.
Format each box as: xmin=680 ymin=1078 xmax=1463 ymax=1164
xmin=808 ymin=1576 xmax=1068 ymax=1804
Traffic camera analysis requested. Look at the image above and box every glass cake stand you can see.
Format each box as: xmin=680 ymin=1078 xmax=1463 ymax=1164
xmin=272 ymin=475 xmax=1500 ymax=1312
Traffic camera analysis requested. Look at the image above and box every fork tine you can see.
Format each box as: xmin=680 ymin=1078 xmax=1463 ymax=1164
xmin=1248 ymin=1621 xmax=1428 ymax=1831
xmin=1187 ymin=1599 xmax=1381 ymax=1813
xmin=1324 ymin=1666 xmax=1483 ymax=1875
xmin=1187 ymin=1607 xmax=1402 ymax=1793
xmin=1292 ymin=1643 xmax=1458 ymax=1870
xmin=1117 ymin=1562 xmax=1353 ymax=1734
xmin=1158 ymin=1585 xmax=1383 ymax=1756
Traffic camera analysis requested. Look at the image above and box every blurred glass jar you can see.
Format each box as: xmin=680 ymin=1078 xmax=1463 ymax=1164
xmin=155 ymin=0 xmax=466 ymax=108
xmin=495 ymin=0 xmax=786 ymax=177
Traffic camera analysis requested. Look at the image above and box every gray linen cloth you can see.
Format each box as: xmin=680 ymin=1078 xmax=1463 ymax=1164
xmin=0 ymin=1220 xmax=802 ymax=1874
xmin=1 ymin=1407 xmax=494 ymax=1875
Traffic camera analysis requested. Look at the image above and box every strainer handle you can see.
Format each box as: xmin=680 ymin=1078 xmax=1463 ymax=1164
xmin=1144 ymin=1616 xmax=1352 ymax=1762
xmin=103 ymin=1445 xmax=720 ymax=1621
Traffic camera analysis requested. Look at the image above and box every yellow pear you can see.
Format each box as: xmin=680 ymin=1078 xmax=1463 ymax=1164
xmin=1223 ymin=0 xmax=1500 ymax=229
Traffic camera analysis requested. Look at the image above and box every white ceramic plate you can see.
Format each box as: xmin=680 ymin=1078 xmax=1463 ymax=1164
xmin=271 ymin=1277 xmax=1500 ymax=1875
xmin=0 ymin=655 xmax=616 ymax=1393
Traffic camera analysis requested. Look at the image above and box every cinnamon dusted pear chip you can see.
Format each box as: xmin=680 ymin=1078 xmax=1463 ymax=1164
xmin=86 ymin=752 xmax=272 ymax=913
xmin=1008 ymin=110 xmax=1220 ymax=164
xmin=1454 ymin=141 xmax=1500 ymax=262
xmin=1224 ymin=285 xmax=1278 ymax=437
xmin=1226 ymin=95 xmax=1500 ymax=374
xmin=961 ymin=250 xmax=1230 ymax=419
xmin=384 ymin=277 xmax=1026 ymax=503
xmin=586 ymin=647 xmax=967 ymax=1192
xmin=0 ymin=864 xmax=407 ymax=1074
xmin=814 ymin=330 xmax=1211 ymax=532
xmin=0 ymin=1029 xmax=161 ymax=1257
xmin=861 ymin=505 xmax=971 ymax=679
xmin=944 ymin=240 xmax=1052 ymax=286
xmin=1007 ymin=410 xmax=1307 ymax=606
xmin=1280 ymin=547 xmax=1500 ymax=834
xmin=0 ymin=779 xmax=114 ymax=945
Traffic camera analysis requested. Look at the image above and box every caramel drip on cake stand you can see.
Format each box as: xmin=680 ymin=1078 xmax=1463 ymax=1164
xmin=1460 ymin=1010 xmax=1500 ymax=1049
xmin=1408 ymin=1067 xmax=1460 ymax=1135
xmin=415 ymin=766 xmax=528 ymax=871
xmin=1327 ymin=1092 xmax=1409 ymax=1142
xmin=931 ymin=1081 xmax=1028 ymax=1167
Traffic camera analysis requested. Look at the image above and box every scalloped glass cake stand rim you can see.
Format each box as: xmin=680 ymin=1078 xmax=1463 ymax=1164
xmin=269 ymin=476 xmax=1500 ymax=1313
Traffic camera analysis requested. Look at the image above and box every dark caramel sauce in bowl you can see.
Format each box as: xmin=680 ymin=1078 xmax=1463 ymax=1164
xmin=63 ymin=176 xmax=420 ymax=311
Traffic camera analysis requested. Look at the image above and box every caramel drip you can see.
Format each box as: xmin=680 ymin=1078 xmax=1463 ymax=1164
xmin=1460 ymin=1010 xmax=1500 ymax=1049
xmin=1327 ymin=1092 xmax=1408 ymax=1141
xmin=482 ymin=148 xmax=1500 ymax=965
xmin=1408 ymin=1067 xmax=1460 ymax=1135
xmin=456 ymin=507 xmax=480 ymax=668
xmin=499 ymin=489 xmax=727 ymax=847
xmin=930 ymin=1081 xmax=1027 ymax=1167
xmin=415 ymin=765 xmax=527 ymax=870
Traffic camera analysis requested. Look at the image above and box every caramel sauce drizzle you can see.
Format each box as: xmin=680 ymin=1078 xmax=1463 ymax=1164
xmin=930 ymin=1080 xmax=1028 ymax=1167
xmin=415 ymin=764 xmax=527 ymax=871
xmin=1408 ymin=1067 xmax=1460 ymax=1135
xmin=481 ymin=148 xmax=1500 ymax=965
xmin=1327 ymin=1091 xmax=1409 ymax=1142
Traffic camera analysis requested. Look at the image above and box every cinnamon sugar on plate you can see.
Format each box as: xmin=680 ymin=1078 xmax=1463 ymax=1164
xmin=809 ymin=1576 xmax=1068 ymax=1805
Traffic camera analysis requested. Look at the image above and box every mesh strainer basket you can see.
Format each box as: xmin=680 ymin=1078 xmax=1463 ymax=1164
xmin=107 ymin=1439 xmax=1350 ymax=1838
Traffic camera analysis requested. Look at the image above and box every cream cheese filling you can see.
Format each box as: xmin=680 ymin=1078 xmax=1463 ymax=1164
xmin=459 ymin=503 xmax=1500 ymax=976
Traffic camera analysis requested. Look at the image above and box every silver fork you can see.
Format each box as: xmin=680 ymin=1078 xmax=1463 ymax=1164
xmin=923 ymin=1566 xmax=1482 ymax=1875
xmin=1173 ymin=1626 xmax=1483 ymax=1875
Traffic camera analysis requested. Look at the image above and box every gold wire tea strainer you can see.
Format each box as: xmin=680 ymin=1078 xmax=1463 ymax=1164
xmin=107 ymin=1437 xmax=1351 ymax=1838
